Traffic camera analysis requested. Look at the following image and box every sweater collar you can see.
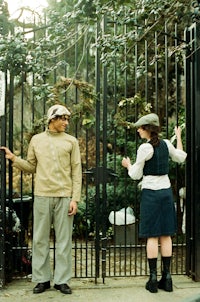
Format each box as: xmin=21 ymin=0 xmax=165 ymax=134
xmin=46 ymin=128 xmax=65 ymax=136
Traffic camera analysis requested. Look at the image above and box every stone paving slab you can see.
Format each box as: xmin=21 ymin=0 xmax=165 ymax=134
xmin=0 ymin=275 xmax=199 ymax=302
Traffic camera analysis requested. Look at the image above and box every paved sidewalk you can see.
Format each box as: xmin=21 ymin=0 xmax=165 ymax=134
xmin=0 ymin=275 xmax=200 ymax=302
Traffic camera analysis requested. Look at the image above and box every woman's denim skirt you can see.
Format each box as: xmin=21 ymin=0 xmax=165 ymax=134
xmin=139 ymin=188 xmax=177 ymax=238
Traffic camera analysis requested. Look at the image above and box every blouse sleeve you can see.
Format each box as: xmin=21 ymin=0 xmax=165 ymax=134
xmin=164 ymin=139 xmax=187 ymax=163
xmin=128 ymin=143 xmax=154 ymax=180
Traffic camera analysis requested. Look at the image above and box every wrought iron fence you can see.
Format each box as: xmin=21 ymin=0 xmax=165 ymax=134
xmin=0 ymin=11 xmax=189 ymax=285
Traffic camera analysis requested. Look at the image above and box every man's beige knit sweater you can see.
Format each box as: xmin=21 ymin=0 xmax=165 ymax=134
xmin=13 ymin=130 xmax=82 ymax=201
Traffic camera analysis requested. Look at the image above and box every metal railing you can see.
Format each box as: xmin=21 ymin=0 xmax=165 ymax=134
xmin=0 ymin=12 xmax=190 ymax=286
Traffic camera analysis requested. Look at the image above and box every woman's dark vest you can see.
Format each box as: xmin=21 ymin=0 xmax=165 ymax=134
xmin=143 ymin=140 xmax=169 ymax=176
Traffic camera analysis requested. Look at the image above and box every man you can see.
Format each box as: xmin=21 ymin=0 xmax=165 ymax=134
xmin=1 ymin=104 xmax=82 ymax=294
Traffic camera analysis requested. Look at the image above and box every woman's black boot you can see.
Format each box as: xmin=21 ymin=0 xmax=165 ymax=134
xmin=158 ymin=256 xmax=173 ymax=292
xmin=145 ymin=258 xmax=158 ymax=293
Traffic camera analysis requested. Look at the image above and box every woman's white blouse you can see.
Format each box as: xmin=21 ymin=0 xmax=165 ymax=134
xmin=128 ymin=139 xmax=187 ymax=190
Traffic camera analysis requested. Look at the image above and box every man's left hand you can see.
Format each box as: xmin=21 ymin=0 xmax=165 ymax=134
xmin=68 ymin=200 xmax=78 ymax=216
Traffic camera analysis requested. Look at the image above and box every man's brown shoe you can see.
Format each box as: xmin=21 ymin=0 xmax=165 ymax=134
xmin=33 ymin=281 xmax=50 ymax=294
xmin=54 ymin=283 xmax=72 ymax=294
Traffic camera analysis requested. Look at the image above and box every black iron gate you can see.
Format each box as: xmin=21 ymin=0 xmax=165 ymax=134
xmin=0 ymin=6 xmax=194 ymax=287
xmin=185 ymin=22 xmax=200 ymax=281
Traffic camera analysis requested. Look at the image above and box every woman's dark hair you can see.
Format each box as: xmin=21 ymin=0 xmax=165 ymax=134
xmin=141 ymin=124 xmax=160 ymax=147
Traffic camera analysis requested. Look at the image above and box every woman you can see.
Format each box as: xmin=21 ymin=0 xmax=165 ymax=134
xmin=122 ymin=113 xmax=187 ymax=293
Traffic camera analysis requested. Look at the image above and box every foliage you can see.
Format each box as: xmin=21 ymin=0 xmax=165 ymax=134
xmin=52 ymin=77 xmax=96 ymax=129
xmin=113 ymin=93 xmax=152 ymax=129
xmin=1 ymin=0 xmax=192 ymax=76
xmin=167 ymin=105 xmax=186 ymax=190
xmin=0 ymin=0 xmax=192 ymax=93
xmin=60 ymin=0 xmax=192 ymax=27
xmin=0 ymin=0 xmax=190 ymax=238
xmin=0 ymin=0 xmax=11 ymax=34
xmin=26 ymin=77 xmax=97 ymax=139
xmin=73 ymin=201 xmax=88 ymax=238
xmin=0 ymin=34 xmax=32 ymax=75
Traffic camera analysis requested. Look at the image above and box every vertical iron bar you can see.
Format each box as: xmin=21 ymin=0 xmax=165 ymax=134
xmin=174 ymin=24 xmax=179 ymax=273
xmin=184 ymin=26 xmax=192 ymax=277
xmin=95 ymin=16 xmax=101 ymax=283
xmin=42 ymin=14 xmax=47 ymax=130
xmin=175 ymin=24 xmax=183 ymax=268
xmin=7 ymin=73 xmax=14 ymax=280
xmin=154 ymin=30 xmax=158 ymax=112
xmin=192 ymin=23 xmax=200 ymax=281
xmin=124 ymin=17 xmax=128 ymax=275
xmin=18 ymin=72 xmax=25 ymax=274
xmin=0 ymin=72 xmax=6 ymax=288
xmin=165 ymin=22 xmax=169 ymax=136
xmin=85 ymin=26 xmax=90 ymax=278
xmin=134 ymin=20 xmax=139 ymax=275
xmin=190 ymin=25 xmax=195 ymax=280
xmin=145 ymin=19 xmax=148 ymax=103
xmin=8 ymin=74 xmax=14 ymax=206
xmin=101 ymin=13 xmax=108 ymax=283
xmin=74 ymin=22 xmax=78 ymax=137
xmin=113 ymin=17 xmax=118 ymax=278
xmin=187 ymin=25 xmax=195 ymax=279
xmin=0 ymin=114 xmax=6 ymax=287
xmin=175 ymin=23 xmax=180 ymax=121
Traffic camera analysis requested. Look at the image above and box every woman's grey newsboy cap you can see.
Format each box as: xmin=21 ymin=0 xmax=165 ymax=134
xmin=134 ymin=113 xmax=160 ymax=127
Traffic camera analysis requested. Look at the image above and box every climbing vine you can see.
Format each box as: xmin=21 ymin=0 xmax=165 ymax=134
xmin=114 ymin=93 xmax=152 ymax=129
xmin=52 ymin=77 xmax=96 ymax=128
